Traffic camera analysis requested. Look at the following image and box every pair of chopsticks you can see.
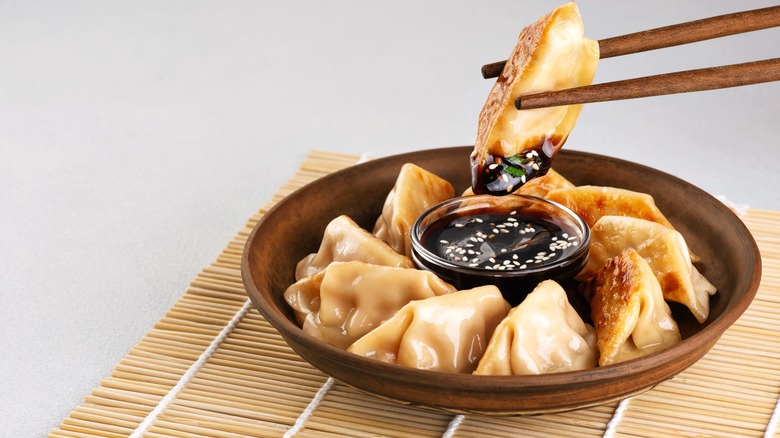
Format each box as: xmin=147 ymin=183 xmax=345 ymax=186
xmin=481 ymin=6 xmax=780 ymax=110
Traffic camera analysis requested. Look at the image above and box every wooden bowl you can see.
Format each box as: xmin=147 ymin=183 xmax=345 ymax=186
xmin=241 ymin=146 xmax=761 ymax=414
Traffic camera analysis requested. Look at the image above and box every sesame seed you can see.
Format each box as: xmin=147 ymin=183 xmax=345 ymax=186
xmin=469 ymin=263 xmax=479 ymax=267
xmin=455 ymin=223 xmax=464 ymax=228
xmin=488 ymin=163 xmax=499 ymax=170
xmin=507 ymin=217 xmax=517 ymax=222
xmin=475 ymin=218 xmax=484 ymax=223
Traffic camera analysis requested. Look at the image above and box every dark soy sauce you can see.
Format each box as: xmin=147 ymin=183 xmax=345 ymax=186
xmin=470 ymin=138 xmax=557 ymax=196
xmin=420 ymin=209 xmax=582 ymax=272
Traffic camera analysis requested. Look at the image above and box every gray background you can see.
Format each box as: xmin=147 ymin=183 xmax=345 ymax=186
xmin=1 ymin=1 xmax=778 ymax=436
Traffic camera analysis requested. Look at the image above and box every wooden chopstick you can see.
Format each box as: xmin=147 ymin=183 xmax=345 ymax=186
xmin=514 ymin=57 xmax=780 ymax=110
xmin=481 ymin=5 xmax=780 ymax=79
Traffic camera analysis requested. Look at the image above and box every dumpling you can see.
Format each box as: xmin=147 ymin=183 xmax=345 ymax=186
xmin=471 ymin=3 xmax=599 ymax=195
xmin=373 ymin=163 xmax=455 ymax=257
xmin=580 ymin=216 xmax=716 ymax=323
xmin=284 ymin=261 xmax=456 ymax=349
xmin=295 ymin=215 xmax=413 ymax=281
xmin=347 ymin=286 xmax=510 ymax=374
xmin=546 ymin=185 xmax=700 ymax=262
xmin=462 ymin=168 xmax=574 ymax=197
xmin=545 ymin=186 xmax=676 ymax=229
xmin=474 ymin=280 xmax=597 ymax=375
xmin=581 ymin=248 xmax=681 ymax=366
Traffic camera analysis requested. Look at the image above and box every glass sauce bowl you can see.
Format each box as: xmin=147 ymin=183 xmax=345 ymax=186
xmin=411 ymin=194 xmax=590 ymax=305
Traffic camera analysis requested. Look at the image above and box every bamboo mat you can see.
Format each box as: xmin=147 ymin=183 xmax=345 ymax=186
xmin=50 ymin=150 xmax=780 ymax=438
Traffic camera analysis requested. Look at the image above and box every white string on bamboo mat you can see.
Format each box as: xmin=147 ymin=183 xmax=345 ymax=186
xmin=603 ymin=397 xmax=631 ymax=438
xmin=284 ymin=377 xmax=335 ymax=437
xmin=128 ymin=298 xmax=253 ymax=438
xmin=764 ymin=397 xmax=780 ymax=438
xmin=442 ymin=414 xmax=465 ymax=438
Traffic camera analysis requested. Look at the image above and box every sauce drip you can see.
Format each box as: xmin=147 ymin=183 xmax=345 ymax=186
xmin=420 ymin=209 xmax=581 ymax=272
xmin=470 ymin=138 xmax=557 ymax=196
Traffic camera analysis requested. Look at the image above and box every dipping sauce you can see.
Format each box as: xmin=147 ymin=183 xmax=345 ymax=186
xmin=470 ymin=138 xmax=557 ymax=196
xmin=411 ymin=195 xmax=590 ymax=305
xmin=421 ymin=212 xmax=581 ymax=271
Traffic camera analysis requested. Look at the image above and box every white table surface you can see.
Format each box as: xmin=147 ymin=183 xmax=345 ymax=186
xmin=2 ymin=1 xmax=779 ymax=436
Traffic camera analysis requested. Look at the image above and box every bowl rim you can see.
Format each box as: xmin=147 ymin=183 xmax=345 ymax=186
xmin=241 ymin=146 xmax=762 ymax=400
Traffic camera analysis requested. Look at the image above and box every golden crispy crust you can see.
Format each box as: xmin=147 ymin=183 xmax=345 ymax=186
xmin=470 ymin=3 xmax=598 ymax=195
xmin=474 ymin=10 xmax=551 ymax=155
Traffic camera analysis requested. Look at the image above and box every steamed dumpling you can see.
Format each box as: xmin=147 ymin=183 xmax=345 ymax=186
xmin=348 ymin=286 xmax=510 ymax=373
xmin=295 ymin=215 xmax=413 ymax=280
xmin=581 ymin=248 xmax=681 ymax=366
xmin=284 ymin=261 xmax=456 ymax=349
xmin=373 ymin=163 xmax=455 ymax=258
xmin=581 ymin=216 xmax=716 ymax=323
xmin=471 ymin=2 xmax=599 ymax=195
xmin=474 ymin=280 xmax=597 ymax=375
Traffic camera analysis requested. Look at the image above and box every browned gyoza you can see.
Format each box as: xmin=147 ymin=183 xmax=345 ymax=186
xmin=471 ymin=3 xmax=599 ymax=195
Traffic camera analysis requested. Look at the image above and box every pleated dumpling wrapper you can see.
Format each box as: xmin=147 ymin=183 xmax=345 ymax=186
xmin=581 ymin=216 xmax=716 ymax=323
xmin=462 ymin=168 xmax=574 ymax=197
xmin=471 ymin=2 xmax=599 ymax=195
xmin=474 ymin=280 xmax=597 ymax=376
xmin=373 ymin=163 xmax=455 ymax=258
xmin=581 ymin=248 xmax=682 ymax=366
xmin=545 ymin=185 xmax=676 ymax=229
xmin=284 ymin=261 xmax=456 ymax=349
xmin=348 ymin=286 xmax=510 ymax=374
xmin=546 ymin=185 xmax=702 ymax=262
xmin=295 ymin=215 xmax=413 ymax=281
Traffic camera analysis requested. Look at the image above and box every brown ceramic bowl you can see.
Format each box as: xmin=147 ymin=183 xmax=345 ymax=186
xmin=241 ymin=146 xmax=761 ymax=415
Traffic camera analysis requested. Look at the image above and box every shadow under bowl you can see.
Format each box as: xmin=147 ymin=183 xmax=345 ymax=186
xmin=241 ymin=146 xmax=761 ymax=415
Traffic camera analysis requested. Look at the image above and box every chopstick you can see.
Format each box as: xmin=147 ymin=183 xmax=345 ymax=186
xmin=514 ymin=57 xmax=780 ymax=110
xmin=481 ymin=5 xmax=780 ymax=79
